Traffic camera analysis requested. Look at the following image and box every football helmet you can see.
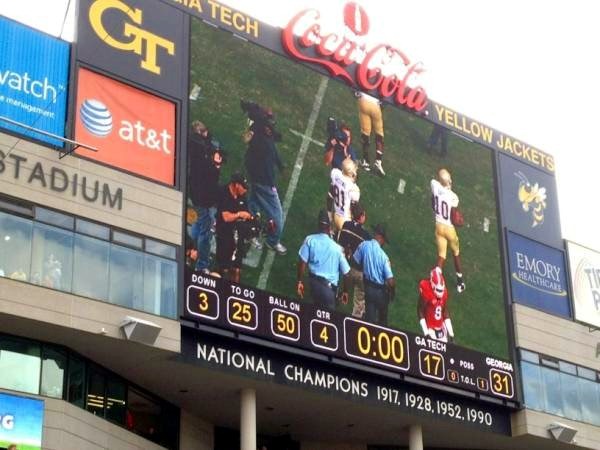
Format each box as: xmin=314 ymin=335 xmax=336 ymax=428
xmin=430 ymin=267 xmax=445 ymax=299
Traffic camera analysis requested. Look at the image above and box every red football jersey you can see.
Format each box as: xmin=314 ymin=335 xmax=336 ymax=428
xmin=419 ymin=279 xmax=448 ymax=329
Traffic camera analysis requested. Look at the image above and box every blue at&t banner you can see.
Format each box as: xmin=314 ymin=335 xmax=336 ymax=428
xmin=0 ymin=392 xmax=44 ymax=450
xmin=0 ymin=16 xmax=70 ymax=147
xmin=507 ymin=231 xmax=571 ymax=317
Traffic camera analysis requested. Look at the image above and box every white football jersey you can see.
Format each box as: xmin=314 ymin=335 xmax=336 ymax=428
xmin=331 ymin=168 xmax=360 ymax=220
xmin=431 ymin=179 xmax=458 ymax=226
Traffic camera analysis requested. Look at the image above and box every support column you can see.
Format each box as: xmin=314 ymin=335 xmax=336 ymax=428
xmin=240 ymin=388 xmax=256 ymax=450
xmin=408 ymin=424 xmax=423 ymax=450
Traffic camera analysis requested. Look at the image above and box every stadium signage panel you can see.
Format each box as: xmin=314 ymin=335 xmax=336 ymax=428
xmin=566 ymin=241 xmax=600 ymax=328
xmin=0 ymin=16 xmax=69 ymax=147
xmin=74 ymin=68 xmax=176 ymax=185
xmin=0 ymin=392 xmax=44 ymax=450
xmin=498 ymin=153 xmax=561 ymax=248
xmin=507 ymin=231 xmax=571 ymax=317
xmin=281 ymin=6 xmax=428 ymax=112
xmin=182 ymin=328 xmax=511 ymax=434
xmin=0 ymin=150 xmax=124 ymax=210
xmin=76 ymin=0 xmax=187 ymax=98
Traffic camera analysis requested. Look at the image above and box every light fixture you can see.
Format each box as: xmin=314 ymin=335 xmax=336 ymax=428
xmin=120 ymin=316 xmax=162 ymax=345
xmin=547 ymin=422 xmax=577 ymax=443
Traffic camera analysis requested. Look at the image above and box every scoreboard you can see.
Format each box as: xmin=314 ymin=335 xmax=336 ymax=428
xmin=185 ymin=271 xmax=516 ymax=402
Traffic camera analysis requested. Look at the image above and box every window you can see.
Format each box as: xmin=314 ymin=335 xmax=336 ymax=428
xmin=0 ymin=198 xmax=177 ymax=319
xmin=128 ymin=389 xmax=162 ymax=440
xmin=0 ymin=336 xmax=41 ymax=394
xmin=0 ymin=211 xmax=33 ymax=280
xmin=106 ymin=377 xmax=127 ymax=425
xmin=73 ymin=234 xmax=110 ymax=299
xmin=143 ymin=254 xmax=177 ymax=318
xmin=41 ymin=346 xmax=66 ymax=398
xmin=67 ymin=355 xmax=85 ymax=408
xmin=109 ymin=245 xmax=144 ymax=310
xmin=31 ymin=222 xmax=74 ymax=291
xmin=520 ymin=349 xmax=600 ymax=427
xmin=86 ymin=366 xmax=106 ymax=416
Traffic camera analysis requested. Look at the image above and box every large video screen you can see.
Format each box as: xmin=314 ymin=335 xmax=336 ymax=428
xmin=184 ymin=16 xmax=514 ymax=401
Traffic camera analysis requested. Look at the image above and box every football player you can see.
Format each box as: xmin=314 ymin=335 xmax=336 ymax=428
xmin=418 ymin=267 xmax=454 ymax=343
xmin=431 ymin=168 xmax=465 ymax=292
xmin=329 ymin=159 xmax=360 ymax=233
xmin=356 ymin=92 xmax=386 ymax=176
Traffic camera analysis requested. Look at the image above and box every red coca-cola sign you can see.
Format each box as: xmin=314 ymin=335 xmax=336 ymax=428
xmin=282 ymin=5 xmax=428 ymax=112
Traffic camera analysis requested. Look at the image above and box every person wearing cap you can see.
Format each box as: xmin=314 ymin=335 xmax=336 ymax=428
xmin=353 ymin=224 xmax=395 ymax=325
xmin=323 ymin=123 xmax=357 ymax=170
xmin=188 ymin=120 xmax=225 ymax=272
xmin=297 ymin=210 xmax=350 ymax=310
xmin=336 ymin=202 xmax=371 ymax=318
xmin=244 ymin=105 xmax=287 ymax=256
xmin=215 ymin=172 xmax=253 ymax=283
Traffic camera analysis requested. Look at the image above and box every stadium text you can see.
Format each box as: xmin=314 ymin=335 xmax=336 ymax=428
xmin=0 ymin=151 xmax=123 ymax=210
xmin=282 ymin=8 xmax=428 ymax=112
xmin=89 ymin=0 xmax=175 ymax=75
xmin=433 ymin=104 xmax=555 ymax=172
xmin=169 ymin=0 xmax=259 ymax=38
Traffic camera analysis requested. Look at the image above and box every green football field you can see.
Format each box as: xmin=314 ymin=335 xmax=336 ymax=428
xmin=188 ymin=21 xmax=509 ymax=358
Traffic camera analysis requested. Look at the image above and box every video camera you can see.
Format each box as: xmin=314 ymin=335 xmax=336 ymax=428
xmin=235 ymin=213 xmax=276 ymax=245
xmin=240 ymin=99 xmax=282 ymax=141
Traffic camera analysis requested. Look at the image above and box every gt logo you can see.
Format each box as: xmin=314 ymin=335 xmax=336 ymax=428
xmin=89 ymin=0 xmax=175 ymax=75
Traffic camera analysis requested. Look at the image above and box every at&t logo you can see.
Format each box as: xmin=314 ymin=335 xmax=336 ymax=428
xmin=89 ymin=0 xmax=175 ymax=75
xmin=79 ymin=98 xmax=172 ymax=154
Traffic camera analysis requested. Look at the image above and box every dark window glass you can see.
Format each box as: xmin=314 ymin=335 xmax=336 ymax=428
xmin=76 ymin=219 xmax=110 ymax=240
xmin=31 ymin=222 xmax=74 ymax=291
xmin=541 ymin=366 xmax=563 ymax=416
xmin=35 ymin=207 xmax=74 ymax=229
xmin=143 ymin=254 xmax=177 ymax=318
xmin=86 ymin=367 xmax=106 ymax=416
xmin=41 ymin=346 xmax=66 ymax=398
xmin=73 ymin=234 xmax=110 ymax=300
xmin=520 ymin=349 xmax=539 ymax=364
xmin=0 ymin=337 xmax=41 ymax=394
xmin=113 ymin=230 xmax=143 ymax=249
xmin=0 ymin=198 xmax=33 ymax=216
xmin=106 ymin=377 xmax=127 ymax=425
xmin=109 ymin=245 xmax=144 ymax=310
xmin=128 ymin=389 xmax=162 ymax=442
xmin=68 ymin=355 xmax=85 ymax=407
xmin=145 ymin=239 xmax=176 ymax=259
xmin=0 ymin=211 xmax=33 ymax=281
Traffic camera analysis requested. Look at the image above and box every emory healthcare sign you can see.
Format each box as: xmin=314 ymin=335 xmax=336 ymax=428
xmin=567 ymin=241 xmax=600 ymax=328
xmin=0 ymin=16 xmax=69 ymax=147
xmin=507 ymin=231 xmax=570 ymax=318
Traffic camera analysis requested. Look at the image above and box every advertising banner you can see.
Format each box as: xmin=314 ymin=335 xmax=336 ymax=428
xmin=507 ymin=231 xmax=570 ymax=317
xmin=498 ymin=153 xmax=561 ymax=248
xmin=76 ymin=0 xmax=187 ymax=99
xmin=0 ymin=392 xmax=44 ymax=450
xmin=567 ymin=241 xmax=600 ymax=328
xmin=74 ymin=68 xmax=176 ymax=185
xmin=0 ymin=16 xmax=69 ymax=147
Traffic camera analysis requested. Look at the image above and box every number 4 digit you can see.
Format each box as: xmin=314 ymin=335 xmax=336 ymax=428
xmin=320 ymin=326 xmax=328 ymax=343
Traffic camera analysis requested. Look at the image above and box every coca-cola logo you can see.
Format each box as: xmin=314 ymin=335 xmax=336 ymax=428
xmin=282 ymin=5 xmax=428 ymax=112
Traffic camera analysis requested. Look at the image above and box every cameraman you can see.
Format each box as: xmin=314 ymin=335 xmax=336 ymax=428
xmin=188 ymin=121 xmax=224 ymax=272
xmin=215 ymin=173 xmax=253 ymax=283
xmin=242 ymin=100 xmax=287 ymax=256
xmin=323 ymin=120 xmax=357 ymax=170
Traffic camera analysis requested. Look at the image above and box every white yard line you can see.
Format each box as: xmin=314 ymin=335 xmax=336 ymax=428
xmin=288 ymin=128 xmax=324 ymax=147
xmin=257 ymin=77 xmax=329 ymax=289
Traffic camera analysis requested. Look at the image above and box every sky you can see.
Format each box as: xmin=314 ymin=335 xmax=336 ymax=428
xmin=1 ymin=0 xmax=598 ymax=250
